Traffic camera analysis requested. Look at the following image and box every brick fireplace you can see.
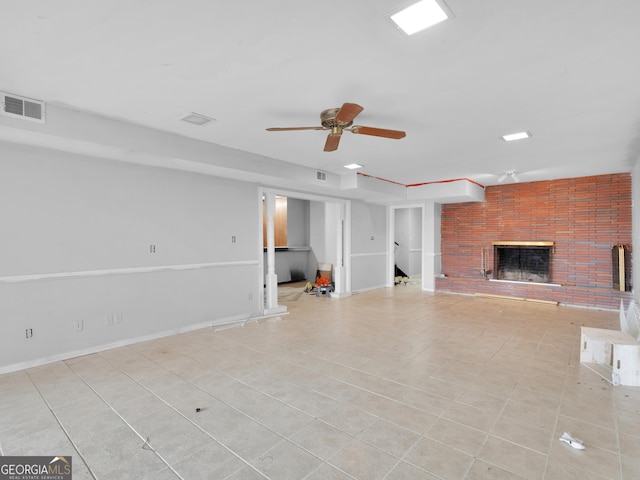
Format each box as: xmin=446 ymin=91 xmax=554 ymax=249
xmin=437 ymin=173 xmax=632 ymax=309
xmin=493 ymin=242 xmax=553 ymax=283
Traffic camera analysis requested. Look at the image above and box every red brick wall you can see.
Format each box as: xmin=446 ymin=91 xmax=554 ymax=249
xmin=436 ymin=173 xmax=632 ymax=309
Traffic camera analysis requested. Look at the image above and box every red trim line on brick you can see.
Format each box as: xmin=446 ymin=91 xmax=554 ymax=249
xmin=407 ymin=178 xmax=486 ymax=189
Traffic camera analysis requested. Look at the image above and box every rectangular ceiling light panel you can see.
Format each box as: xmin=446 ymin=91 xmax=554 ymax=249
xmin=390 ymin=0 xmax=449 ymax=35
xmin=502 ymin=131 xmax=531 ymax=142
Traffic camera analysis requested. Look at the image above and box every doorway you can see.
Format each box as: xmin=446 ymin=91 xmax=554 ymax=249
xmin=392 ymin=206 xmax=423 ymax=285
xmin=261 ymin=188 xmax=351 ymax=313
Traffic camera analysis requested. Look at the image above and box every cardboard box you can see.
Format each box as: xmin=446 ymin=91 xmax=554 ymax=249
xmin=581 ymin=326 xmax=640 ymax=387
xmin=316 ymin=262 xmax=333 ymax=282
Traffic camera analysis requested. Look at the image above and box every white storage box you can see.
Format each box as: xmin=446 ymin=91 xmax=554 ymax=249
xmin=580 ymin=327 xmax=640 ymax=387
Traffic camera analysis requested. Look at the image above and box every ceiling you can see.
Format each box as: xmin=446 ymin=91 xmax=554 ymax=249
xmin=2 ymin=0 xmax=640 ymax=201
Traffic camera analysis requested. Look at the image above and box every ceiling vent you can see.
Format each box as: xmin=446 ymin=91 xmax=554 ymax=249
xmin=1 ymin=92 xmax=45 ymax=123
xmin=316 ymin=170 xmax=327 ymax=182
xmin=179 ymin=112 xmax=216 ymax=126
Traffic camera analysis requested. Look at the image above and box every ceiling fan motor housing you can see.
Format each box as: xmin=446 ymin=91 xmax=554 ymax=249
xmin=320 ymin=108 xmax=353 ymax=129
xmin=266 ymin=103 xmax=405 ymax=151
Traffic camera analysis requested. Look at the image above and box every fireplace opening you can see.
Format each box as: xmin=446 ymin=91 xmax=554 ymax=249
xmin=494 ymin=243 xmax=552 ymax=283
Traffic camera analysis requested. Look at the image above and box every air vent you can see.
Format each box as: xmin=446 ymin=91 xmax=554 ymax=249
xmin=316 ymin=170 xmax=327 ymax=182
xmin=1 ymin=92 xmax=45 ymax=123
xmin=179 ymin=112 xmax=216 ymax=126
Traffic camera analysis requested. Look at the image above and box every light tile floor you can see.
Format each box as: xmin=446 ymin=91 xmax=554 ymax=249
xmin=2 ymin=286 xmax=639 ymax=479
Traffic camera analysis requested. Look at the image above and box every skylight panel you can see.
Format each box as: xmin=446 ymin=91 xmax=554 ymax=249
xmin=502 ymin=131 xmax=531 ymax=142
xmin=390 ymin=0 xmax=449 ymax=35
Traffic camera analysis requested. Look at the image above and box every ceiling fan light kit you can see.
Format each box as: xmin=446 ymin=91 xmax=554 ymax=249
xmin=266 ymin=103 xmax=406 ymax=152
xmin=498 ymin=171 xmax=520 ymax=183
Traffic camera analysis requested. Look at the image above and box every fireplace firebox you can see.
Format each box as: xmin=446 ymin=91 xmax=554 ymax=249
xmin=493 ymin=241 xmax=553 ymax=283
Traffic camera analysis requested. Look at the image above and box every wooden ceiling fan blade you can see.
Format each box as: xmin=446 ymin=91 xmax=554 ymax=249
xmin=266 ymin=126 xmax=325 ymax=131
xmin=324 ymin=132 xmax=342 ymax=152
xmin=334 ymin=103 xmax=364 ymax=124
xmin=351 ymin=125 xmax=406 ymax=139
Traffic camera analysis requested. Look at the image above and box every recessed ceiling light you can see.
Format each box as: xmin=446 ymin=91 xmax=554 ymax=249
xmin=344 ymin=163 xmax=363 ymax=170
xmin=390 ymin=0 xmax=449 ymax=36
xmin=502 ymin=131 xmax=531 ymax=142
xmin=179 ymin=112 xmax=216 ymax=126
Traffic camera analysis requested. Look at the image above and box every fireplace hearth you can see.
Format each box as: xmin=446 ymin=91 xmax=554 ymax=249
xmin=493 ymin=241 xmax=553 ymax=283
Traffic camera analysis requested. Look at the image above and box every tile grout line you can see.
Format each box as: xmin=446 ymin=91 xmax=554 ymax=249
xmin=156 ymin=352 xmax=369 ymax=480
xmin=133 ymin=347 xmax=384 ymax=479
xmin=90 ymin=353 xmax=270 ymax=480
xmin=24 ymin=369 xmax=99 ymax=480
xmin=541 ymin=337 xmax=577 ymax=479
xmin=60 ymin=361 xmax=185 ymax=480
xmin=458 ymin=329 xmax=541 ymax=479
xmin=611 ymin=362 xmax=624 ymax=479
xmin=298 ymin=358 xmax=493 ymax=477
xmin=228 ymin=339 xmax=538 ymax=478
xmin=381 ymin=434 xmax=447 ymax=480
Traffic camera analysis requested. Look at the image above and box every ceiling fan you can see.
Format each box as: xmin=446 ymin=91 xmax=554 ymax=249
xmin=266 ymin=103 xmax=406 ymax=152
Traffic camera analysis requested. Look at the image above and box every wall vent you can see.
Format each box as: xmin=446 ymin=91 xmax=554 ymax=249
xmin=1 ymin=92 xmax=45 ymax=123
xmin=316 ymin=170 xmax=327 ymax=182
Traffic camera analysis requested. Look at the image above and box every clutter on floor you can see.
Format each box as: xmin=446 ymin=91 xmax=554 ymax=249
xmin=579 ymin=300 xmax=640 ymax=387
xmin=559 ymin=432 xmax=585 ymax=450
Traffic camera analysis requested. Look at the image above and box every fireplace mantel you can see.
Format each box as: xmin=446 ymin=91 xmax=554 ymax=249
xmin=492 ymin=241 xmax=554 ymax=247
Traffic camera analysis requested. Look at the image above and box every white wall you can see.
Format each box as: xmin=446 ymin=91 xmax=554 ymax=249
xmin=409 ymin=207 xmax=423 ymax=276
xmin=422 ymin=202 xmax=442 ymax=291
xmin=350 ymin=201 xmax=387 ymax=292
xmin=0 ymin=142 xmax=262 ymax=373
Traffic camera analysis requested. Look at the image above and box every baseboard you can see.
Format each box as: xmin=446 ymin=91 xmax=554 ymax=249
xmin=0 ymin=313 xmax=252 ymax=375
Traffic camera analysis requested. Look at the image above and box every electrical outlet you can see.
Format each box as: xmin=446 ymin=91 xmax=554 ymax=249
xmin=115 ymin=312 xmax=123 ymax=324
xmin=74 ymin=320 xmax=83 ymax=332
xmin=248 ymin=292 xmax=253 ymax=300
xmin=25 ymin=328 xmax=33 ymax=339
xmin=150 ymin=244 xmax=156 ymax=253
xmin=231 ymin=235 xmax=237 ymax=243
xmin=105 ymin=314 xmax=114 ymax=326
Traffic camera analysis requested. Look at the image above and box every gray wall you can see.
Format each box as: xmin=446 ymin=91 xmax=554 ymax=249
xmin=0 ymin=142 xmax=262 ymax=372
xmin=307 ymin=201 xmax=325 ymax=281
xmin=286 ymin=198 xmax=310 ymax=247
xmin=350 ymin=201 xmax=387 ymax=292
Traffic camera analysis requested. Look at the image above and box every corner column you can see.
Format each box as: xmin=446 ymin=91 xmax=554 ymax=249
xmin=264 ymin=192 xmax=286 ymax=314
xmin=422 ymin=202 xmax=441 ymax=291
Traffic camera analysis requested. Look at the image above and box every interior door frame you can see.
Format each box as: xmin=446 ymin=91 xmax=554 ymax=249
xmin=387 ymin=203 xmax=425 ymax=289
xmin=259 ymin=187 xmax=352 ymax=304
